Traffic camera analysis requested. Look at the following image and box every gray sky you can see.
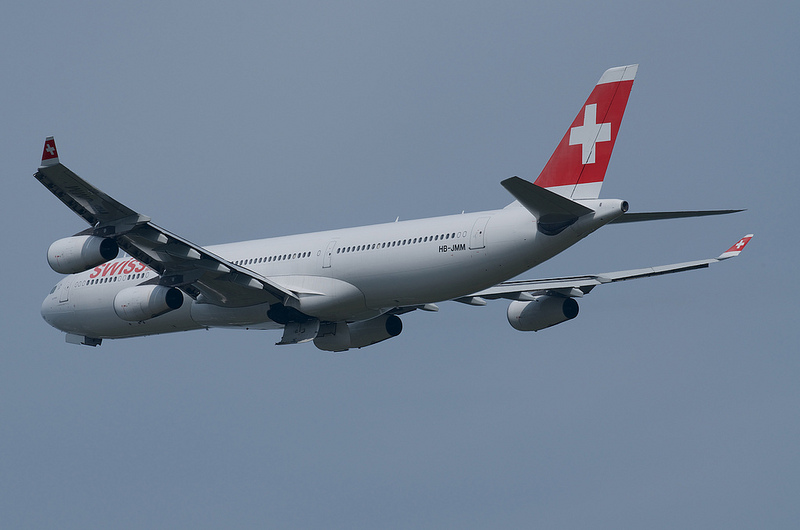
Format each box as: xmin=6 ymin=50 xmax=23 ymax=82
xmin=2 ymin=1 xmax=798 ymax=528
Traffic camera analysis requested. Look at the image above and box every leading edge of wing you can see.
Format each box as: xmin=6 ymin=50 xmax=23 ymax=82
xmin=466 ymin=234 xmax=754 ymax=300
xmin=117 ymin=220 xmax=297 ymax=307
xmin=35 ymin=137 xmax=297 ymax=307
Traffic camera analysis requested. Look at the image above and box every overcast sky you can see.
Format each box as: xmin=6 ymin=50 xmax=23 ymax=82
xmin=1 ymin=1 xmax=798 ymax=528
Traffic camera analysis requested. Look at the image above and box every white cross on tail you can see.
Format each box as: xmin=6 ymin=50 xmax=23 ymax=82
xmin=569 ymin=104 xmax=611 ymax=164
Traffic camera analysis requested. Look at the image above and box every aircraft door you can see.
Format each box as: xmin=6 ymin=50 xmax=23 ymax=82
xmin=469 ymin=216 xmax=490 ymax=250
xmin=58 ymin=279 xmax=70 ymax=303
xmin=323 ymin=240 xmax=337 ymax=268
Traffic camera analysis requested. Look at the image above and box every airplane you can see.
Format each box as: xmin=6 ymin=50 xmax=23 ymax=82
xmin=37 ymin=64 xmax=752 ymax=351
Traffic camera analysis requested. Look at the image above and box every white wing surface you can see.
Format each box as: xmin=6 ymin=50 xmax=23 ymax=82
xmin=463 ymin=235 xmax=754 ymax=301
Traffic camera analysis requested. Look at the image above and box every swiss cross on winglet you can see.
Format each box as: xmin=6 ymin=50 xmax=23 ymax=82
xmin=718 ymin=234 xmax=754 ymax=260
xmin=41 ymin=136 xmax=59 ymax=167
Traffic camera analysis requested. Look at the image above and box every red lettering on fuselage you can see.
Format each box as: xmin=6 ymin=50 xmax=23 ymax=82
xmin=88 ymin=259 xmax=150 ymax=278
xmin=105 ymin=261 xmax=124 ymax=276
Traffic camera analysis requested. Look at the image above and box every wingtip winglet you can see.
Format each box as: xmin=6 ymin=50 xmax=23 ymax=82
xmin=718 ymin=234 xmax=754 ymax=260
xmin=40 ymin=136 xmax=59 ymax=167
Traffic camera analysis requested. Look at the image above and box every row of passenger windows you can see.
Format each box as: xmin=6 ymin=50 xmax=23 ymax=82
xmin=76 ymin=272 xmax=151 ymax=288
xmin=64 ymin=228 xmax=472 ymax=293
xmin=233 ymin=251 xmax=313 ymax=267
xmin=337 ymin=231 xmax=468 ymax=254
xmin=232 ymin=230 xmax=468 ymax=264
xmin=73 ymin=230 xmax=469 ymax=286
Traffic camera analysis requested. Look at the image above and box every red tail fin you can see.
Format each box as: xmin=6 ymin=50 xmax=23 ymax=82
xmin=534 ymin=65 xmax=637 ymax=199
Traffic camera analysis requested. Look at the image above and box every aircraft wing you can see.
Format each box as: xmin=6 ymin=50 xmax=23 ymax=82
xmin=462 ymin=235 xmax=754 ymax=301
xmin=35 ymin=137 xmax=297 ymax=307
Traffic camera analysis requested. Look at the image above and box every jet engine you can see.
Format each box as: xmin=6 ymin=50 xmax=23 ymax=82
xmin=113 ymin=285 xmax=184 ymax=322
xmin=313 ymin=314 xmax=403 ymax=352
xmin=507 ymin=296 xmax=579 ymax=331
xmin=47 ymin=235 xmax=119 ymax=274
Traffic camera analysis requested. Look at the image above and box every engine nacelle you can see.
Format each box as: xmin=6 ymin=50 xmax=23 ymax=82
xmin=113 ymin=285 xmax=184 ymax=322
xmin=313 ymin=314 xmax=403 ymax=352
xmin=47 ymin=235 xmax=119 ymax=274
xmin=507 ymin=296 xmax=579 ymax=331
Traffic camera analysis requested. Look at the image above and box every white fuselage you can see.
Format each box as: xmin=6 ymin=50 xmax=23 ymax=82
xmin=41 ymin=200 xmax=625 ymax=339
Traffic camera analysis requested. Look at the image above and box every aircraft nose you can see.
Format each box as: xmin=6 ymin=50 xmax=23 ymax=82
xmin=41 ymin=293 xmax=54 ymax=324
xmin=41 ymin=284 xmax=61 ymax=329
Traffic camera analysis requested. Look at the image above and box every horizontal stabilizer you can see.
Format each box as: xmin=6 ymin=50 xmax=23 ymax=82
xmin=502 ymin=177 xmax=593 ymax=218
xmin=502 ymin=176 xmax=593 ymax=235
xmin=609 ymin=209 xmax=744 ymax=224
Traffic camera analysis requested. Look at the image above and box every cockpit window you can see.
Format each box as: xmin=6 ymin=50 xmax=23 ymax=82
xmin=50 ymin=285 xmax=58 ymax=294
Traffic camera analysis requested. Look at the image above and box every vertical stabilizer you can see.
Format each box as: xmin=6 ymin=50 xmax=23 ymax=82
xmin=534 ymin=64 xmax=637 ymax=199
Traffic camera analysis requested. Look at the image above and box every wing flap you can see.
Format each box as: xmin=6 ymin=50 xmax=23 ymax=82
xmin=115 ymin=221 xmax=296 ymax=307
xmin=472 ymin=276 xmax=604 ymax=299
xmin=35 ymin=162 xmax=141 ymax=226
